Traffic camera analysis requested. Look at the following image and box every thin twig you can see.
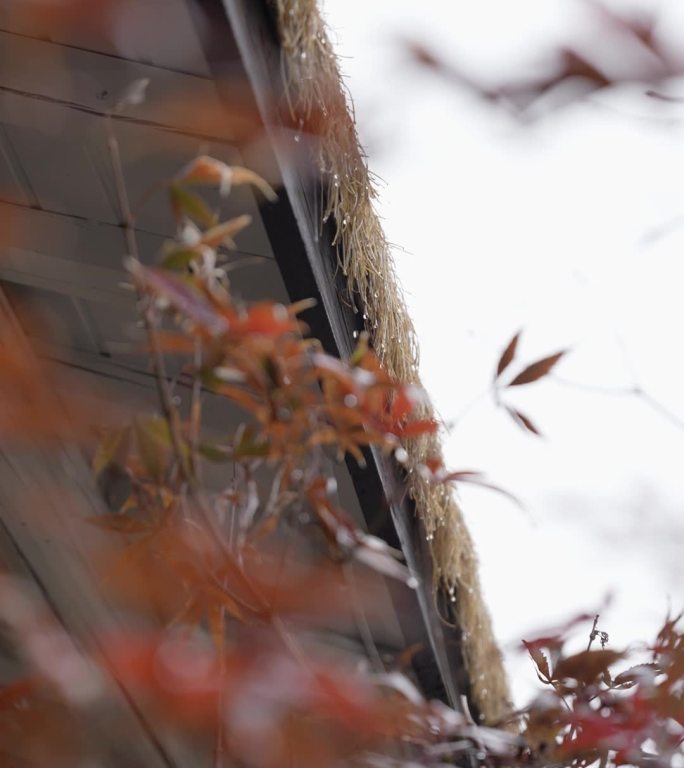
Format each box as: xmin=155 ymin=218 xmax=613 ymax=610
xmin=637 ymin=388 xmax=684 ymax=432
xmin=105 ymin=103 xmax=326 ymax=697
xmin=105 ymin=114 xmax=138 ymax=262
xmin=144 ymin=308 xmax=192 ymax=484
xmin=343 ymin=562 xmax=385 ymax=673
xmin=105 ymin=112 xmax=191 ymax=481
xmin=189 ymin=336 xmax=203 ymax=485
xmin=554 ymin=377 xmax=684 ymax=434
xmin=214 ymin=606 xmax=226 ymax=768
xmin=587 ymin=614 xmax=600 ymax=652
xmin=553 ymin=377 xmax=638 ymax=397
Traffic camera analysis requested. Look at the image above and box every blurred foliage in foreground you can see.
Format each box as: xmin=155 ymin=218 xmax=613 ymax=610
xmin=0 ymin=143 xmax=682 ymax=767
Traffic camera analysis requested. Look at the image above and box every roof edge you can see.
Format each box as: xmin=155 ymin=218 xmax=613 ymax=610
xmin=270 ymin=0 xmax=511 ymax=724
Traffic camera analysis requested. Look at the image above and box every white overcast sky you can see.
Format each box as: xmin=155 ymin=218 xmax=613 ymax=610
xmin=321 ymin=0 xmax=684 ymax=703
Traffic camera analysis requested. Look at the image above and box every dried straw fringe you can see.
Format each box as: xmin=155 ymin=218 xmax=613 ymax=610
xmin=272 ymin=0 xmax=511 ymax=724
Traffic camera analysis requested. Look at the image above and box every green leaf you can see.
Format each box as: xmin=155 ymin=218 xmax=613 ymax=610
xmin=169 ymin=184 xmax=217 ymax=227
xmin=349 ymin=332 xmax=369 ymax=367
xmin=134 ymin=416 xmax=172 ymax=482
xmin=140 ymin=415 xmax=173 ymax=446
xmin=92 ymin=426 xmax=130 ymax=476
xmin=234 ymin=425 xmax=269 ymax=459
xmin=161 ymin=248 xmax=199 ymax=271
xmin=199 ymin=442 xmax=232 ymax=462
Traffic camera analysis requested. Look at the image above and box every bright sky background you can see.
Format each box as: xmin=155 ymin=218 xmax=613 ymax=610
xmin=322 ymin=0 xmax=684 ymax=703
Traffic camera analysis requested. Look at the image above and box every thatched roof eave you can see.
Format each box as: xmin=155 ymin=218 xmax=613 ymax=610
xmin=270 ymin=0 xmax=512 ymax=724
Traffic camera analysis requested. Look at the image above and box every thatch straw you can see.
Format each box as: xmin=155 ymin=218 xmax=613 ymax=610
xmin=272 ymin=0 xmax=511 ymax=724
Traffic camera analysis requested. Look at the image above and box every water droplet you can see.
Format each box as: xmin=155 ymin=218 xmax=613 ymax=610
xmin=394 ymin=447 xmax=408 ymax=463
xmin=325 ymin=477 xmax=338 ymax=495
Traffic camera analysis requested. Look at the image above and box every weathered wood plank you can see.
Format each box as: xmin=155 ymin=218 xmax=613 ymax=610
xmin=0 ymin=200 xmax=277 ymax=288
xmin=0 ymin=29 xmax=218 ymax=132
xmin=0 ymin=0 xmax=213 ymax=77
xmin=0 ymin=246 xmax=133 ymax=307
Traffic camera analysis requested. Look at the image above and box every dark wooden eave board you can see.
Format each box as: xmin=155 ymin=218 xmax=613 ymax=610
xmin=185 ymin=0 xmax=473 ymax=711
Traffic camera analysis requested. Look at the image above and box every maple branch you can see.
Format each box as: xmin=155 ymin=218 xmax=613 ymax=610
xmin=104 ymin=111 xmax=192 ymax=488
xmin=105 ymin=114 xmax=138 ymax=262
xmin=554 ymin=377 xmax=684 ymax=434
xmin=344 ymin=562 xmax=385 ymax=672
xmin=189 ymin=335 xmax=203 ymax=485
xmin=144 ymin=306 xmax=192 ymax=485
xmin=214 ymin=606 xmax=226 ymax=768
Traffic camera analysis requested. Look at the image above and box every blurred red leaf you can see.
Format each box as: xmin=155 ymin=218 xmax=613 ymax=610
xmin=508 ymin=351 xmax=566 ymax=387
xmin=523 ymin=640 xmax=552 ymax=682
xmin=175 ymin=157 xmax=276 ymax=202
xmin=505 ymin=406 xmax=542 ymax=436
xmin=394 ymin=418 xmax=438 ymax=439
xmin=86 ymin=513 xmax=152 ymax=535
xmin=230 ymin=303 xmax=301 ymax=337
xmin=127 ymin=263 xmax=229 ymax=334
xmin=495 ymin=330 xmax=521 ymax=379
xmin=554 ymin=649 xmax=624 ymax=684
xmin=0 ymin=678 xmax=37 ymax=709
xmin=612 ymin=663 xmax=659 ymax=690
xmin=441 ymin=470 xmax=522 ymax=508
